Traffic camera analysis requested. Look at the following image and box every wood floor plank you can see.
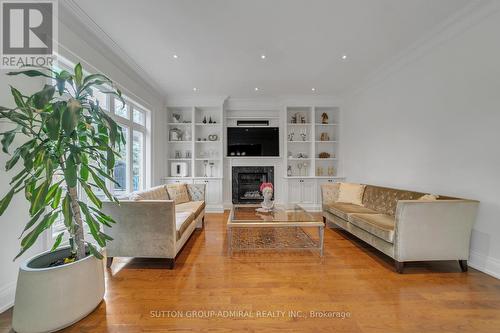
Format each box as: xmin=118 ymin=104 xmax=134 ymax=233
xmin=1 ymin=211 xmax=500 ymax=333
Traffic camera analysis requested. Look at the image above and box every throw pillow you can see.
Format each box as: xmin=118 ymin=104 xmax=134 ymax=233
xmin=337 ymin=183 xmax=366 ymax=206
xmin=418 ymin=194 xmax=439 ymax=201
xmin=166 ymin=184 xmax=190 ymax=204
xmin=129 ymin=185 xmax=169 ymax=201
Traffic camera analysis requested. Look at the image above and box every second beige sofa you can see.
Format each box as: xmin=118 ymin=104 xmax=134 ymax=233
xmin=321 ymin=183 xmax=479 ymax=273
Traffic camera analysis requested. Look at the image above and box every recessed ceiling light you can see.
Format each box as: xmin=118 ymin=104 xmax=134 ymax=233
xmin=173 ymin=54 xmax=179 ymax=59
xmin=311 ymin=88 xmax=316 ymax=92
xmin=193 ymin=87 xmax=198 ymax=92
xmin=260 ymin=54 xmax=266 ymax=60
xmin=254 ymin=87 xmax=259 ymax=91
xmin=341 ymin=54 xmax=348 ymax=60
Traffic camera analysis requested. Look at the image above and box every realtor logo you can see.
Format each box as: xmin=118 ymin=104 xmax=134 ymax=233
xmin=1 ymin=0 xmax=57 ymax=69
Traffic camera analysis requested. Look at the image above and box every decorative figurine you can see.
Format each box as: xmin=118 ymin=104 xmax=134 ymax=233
xmin=288 ymin=133 xmax=295 ymax=141
xmin=320 ymin=132 xmax=330 ymax=141
xmin=287 ymin=165 xmax=293 ymax=177
xmin=300 ymin=129 xmax=307 ymax=141
xmin=202 ymin=116 xmax=207 ymax=124
xmin=209 ymin=116 xmax=213 ymax=123
xmin=319 ymin=152 xmax=331 ymax=159
xmin=321 ymin=112 xmax=329 ymax=124
xmin=258 ymin=182 xmax=274 ymax=212
xmin=172 ymin=113 xmax=182 ymax=123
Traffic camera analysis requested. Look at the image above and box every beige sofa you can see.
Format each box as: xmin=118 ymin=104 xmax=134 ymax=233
xmin=102 ymin=184 xmax=205 ymax=269
xmin=321 ymin=183 xmax=479 ymax=273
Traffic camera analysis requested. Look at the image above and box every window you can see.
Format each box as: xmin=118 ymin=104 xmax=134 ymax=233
xmin=132 ymin=131 xmax=144 ymax=191
xmin=114 ymin=97 xmax=129 ymax=119
xmin=113 ymin=126 xmax=129 ymax=194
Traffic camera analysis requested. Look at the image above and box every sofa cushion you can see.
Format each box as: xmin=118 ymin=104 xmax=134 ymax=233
xmin=129 ymin=185 xmax=169 ymax=201
xmin=176 ymin=200 xmax=205 ymax=217
xmin=349 ymin=213 xmax=395 ymax=243
xmin=166 ymin=184 xmax=190 ymax=204
xmin=337 ymin=183 xmax=366 ymax=206
xmin=176 ymin=211 xmax=195 ymax=240
xmin=362 ymin=185 xmax=425 ymax=216
xmin=326 ymin=203 xmax=377 ymax=220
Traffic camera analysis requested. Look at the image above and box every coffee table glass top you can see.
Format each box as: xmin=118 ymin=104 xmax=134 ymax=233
xmin=230 ymin=204 xmax=318 ymax=224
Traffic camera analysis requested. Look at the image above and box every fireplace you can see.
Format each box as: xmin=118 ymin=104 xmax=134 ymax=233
xmin=232 ymin=166 xmax=274 ymax=204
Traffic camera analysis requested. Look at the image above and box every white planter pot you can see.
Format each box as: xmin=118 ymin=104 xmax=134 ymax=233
xmin=12 ymin=246 xmax=105 ymax=333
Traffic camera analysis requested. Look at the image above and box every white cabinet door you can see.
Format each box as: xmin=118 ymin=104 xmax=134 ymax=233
xmin=194 ymin=179 xmax=221 ymax=205
xmin=301 ymin=179 xmax=316 ymax=204
xmin=287 ymin=180 xmax=302 ymax=204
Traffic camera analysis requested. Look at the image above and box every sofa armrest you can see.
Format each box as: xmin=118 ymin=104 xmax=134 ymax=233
xmin=187 ymin=183 xmax=206 ymax=201
xmin=101 ymin=200 xmax=177 ymax=258
xmin=394 ymin=200 xmax=479 ymax=262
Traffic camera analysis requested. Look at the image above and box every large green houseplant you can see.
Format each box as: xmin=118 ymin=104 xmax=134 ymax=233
xmin=0 ymin=63 xmax=124 ymax=262
xmin=0 ymin=64 xmax=126 ymax=332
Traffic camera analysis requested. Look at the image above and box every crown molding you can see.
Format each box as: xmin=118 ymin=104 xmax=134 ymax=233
xmin=344 ymin=0 xmax=500 ymax=100
xmin=59 ymin=0 xmax=164 ymax=103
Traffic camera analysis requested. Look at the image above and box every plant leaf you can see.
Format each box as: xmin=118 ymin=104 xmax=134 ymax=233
xmin=86 ymin=242 xmax=103 ymax=260
xmin=1 ymin=131 xmax=15 ymax=154
xmin=62 ymin=193 xmax=73 ymax=229
xmin=74 ymin=63 xmax=83 ymax=88
xmin=10 ymin=86 xmax=26 ymax=109
xmin=7 ymin=69 xmax=52 ymax=78
xmin=51 ymin=232 xmax=65 ymax=251
xmin=0 ymin=189 xmax=15 ymax=215
xmin=64 ymin=154 xmax=78 ymax=188
xmin=32 ymin=84 xmax=55 ymax=109
xmin=19 ymin=209 xmax=44 ymax=239
xmin=51 ymin=187 xmax=63 ymax=209
xmin=81 ymin=182 xmax=102 ymax=209
xmin=61 ymin=102 xmax=78 ymax=135
xmin=29 ymin=180 xmax=49 ymax=215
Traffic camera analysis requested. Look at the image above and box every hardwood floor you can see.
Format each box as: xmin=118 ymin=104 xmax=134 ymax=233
xmin=2 ymin=212 xmax=500 ymax=332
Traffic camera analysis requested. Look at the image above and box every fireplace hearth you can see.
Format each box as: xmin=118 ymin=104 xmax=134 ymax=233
xmin=232 ymin=166 xmax=274 ymax=204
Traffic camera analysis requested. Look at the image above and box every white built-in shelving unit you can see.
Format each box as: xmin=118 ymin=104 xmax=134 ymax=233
xmin=165 ymin=105 xmax=224 ymax=211
xmin=284 ymin=106 xmax=341 ymax=178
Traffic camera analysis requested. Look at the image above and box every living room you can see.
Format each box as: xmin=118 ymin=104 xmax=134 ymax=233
xmin=1 ymin=0 xmax=500 ymax=332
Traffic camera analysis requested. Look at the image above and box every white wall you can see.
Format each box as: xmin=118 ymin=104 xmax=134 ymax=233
xmin=0 ymin=73 xmax=47 ymax=313
xmin=343 ymin=8 xmax=500 ymax=277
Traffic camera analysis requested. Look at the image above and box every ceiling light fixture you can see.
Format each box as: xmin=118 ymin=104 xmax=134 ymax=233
xmin=254 ymin=87 xmax=259 ymax=91
xmin=260 ymin=54 xmax=266 ymax=60
xmin=173 ymin=54 xmax=179 ymax=59
xmin=311 ymin=88 xmax=316 ymax=92
xmin=193 ymin=87 xmax=198 ymax=92
xmin=341 ymin=54 xmax=348 ymax=60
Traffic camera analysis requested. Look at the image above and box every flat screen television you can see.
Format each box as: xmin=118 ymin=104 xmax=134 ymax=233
xmin=227 ymin=127 xmax=279 ymax=157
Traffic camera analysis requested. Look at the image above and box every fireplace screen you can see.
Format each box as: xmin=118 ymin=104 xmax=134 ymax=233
xmin=232 ymin=166 xmax=274 ymax=204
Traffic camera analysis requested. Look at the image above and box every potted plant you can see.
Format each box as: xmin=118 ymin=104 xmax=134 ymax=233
xmin=0 ymin=63 xmax=125 ymax=333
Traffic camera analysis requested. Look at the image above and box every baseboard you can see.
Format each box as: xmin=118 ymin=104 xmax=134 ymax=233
xmin=0 ymin=282 xmax=16 ymax=314
xmin=469 ymin=251 xmax=500 ymax=279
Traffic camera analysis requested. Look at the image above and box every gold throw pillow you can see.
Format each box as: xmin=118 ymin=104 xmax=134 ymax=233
xmin=166 ymin=184 xmax=190 ymax=204
xmin=337 ymin=183 xmax=366 ymax=206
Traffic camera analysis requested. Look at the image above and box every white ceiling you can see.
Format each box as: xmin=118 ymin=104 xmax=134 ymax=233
xmin=74 ymin=0 xmax=470 ymax=98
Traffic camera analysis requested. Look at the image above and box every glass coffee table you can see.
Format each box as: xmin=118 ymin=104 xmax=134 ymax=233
xmin=227 ymin=204 xmax=324 ymax=256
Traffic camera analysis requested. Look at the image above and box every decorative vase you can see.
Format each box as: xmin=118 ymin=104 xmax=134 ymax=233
xmin=12 ymin=246 xmax=105 ymax=333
